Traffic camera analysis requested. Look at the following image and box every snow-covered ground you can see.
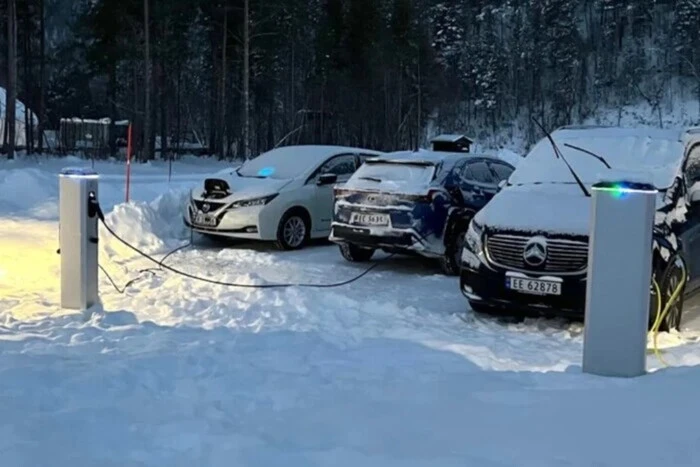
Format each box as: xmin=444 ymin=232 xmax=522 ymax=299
xmin=3 ymin=154 xmax=700 ymax=466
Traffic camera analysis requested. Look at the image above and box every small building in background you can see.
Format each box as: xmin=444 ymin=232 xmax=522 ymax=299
xmin=58 ymin=117 xmax=129 ymax=158
xmin=0 ymin=86 xmax=39 ymax=149
xmin=430 ymin=134 xmax=474 ymax=153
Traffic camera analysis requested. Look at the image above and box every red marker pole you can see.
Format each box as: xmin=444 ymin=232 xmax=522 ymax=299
xmin=125 ymin=123 xmax=132 ymax=203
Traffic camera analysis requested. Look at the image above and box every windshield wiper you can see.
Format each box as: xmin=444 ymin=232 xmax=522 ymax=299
xmin=358 ymin=176 xmax=382 ymax=182
xmin=531 ymin=117 xmax=590 ymax=197
xmin=564 ymin=143 xmax=612 ymax=169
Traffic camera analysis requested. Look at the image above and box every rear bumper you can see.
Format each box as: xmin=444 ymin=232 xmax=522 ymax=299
xmin=329 ymin=223 xmax=444 ymax=257
xmin=459 ymin=260 xmax=588 ymax=319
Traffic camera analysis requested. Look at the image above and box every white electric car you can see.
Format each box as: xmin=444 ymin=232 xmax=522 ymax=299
xmin=184 ymin=145 xmax=385 ymax=249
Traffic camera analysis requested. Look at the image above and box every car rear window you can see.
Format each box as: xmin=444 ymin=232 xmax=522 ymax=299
xmin=345 ymin=162 xmax=436 ymax=193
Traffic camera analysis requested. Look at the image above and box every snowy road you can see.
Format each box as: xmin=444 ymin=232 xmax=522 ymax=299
xmin=3 ymin=155 xmax=700 ymax=466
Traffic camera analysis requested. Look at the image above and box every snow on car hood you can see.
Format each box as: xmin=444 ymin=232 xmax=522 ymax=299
xmin=194 ymin=170 xmax=292 ymax=200
xmin=474 ymin=183 xmax=671 ymax=237
xmin=474 ymin=184 xmax=592 ymax=236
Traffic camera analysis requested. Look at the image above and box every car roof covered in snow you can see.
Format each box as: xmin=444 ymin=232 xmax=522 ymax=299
xmin=263 ymin=145 xmax=384 ymax=164
xmin=368 ymin=149 xmax=502 ymax=166
xmin=236 ymin=145 xmax=385 ymax=180
xmin=509 ymin=126 xmax=690 ymax=190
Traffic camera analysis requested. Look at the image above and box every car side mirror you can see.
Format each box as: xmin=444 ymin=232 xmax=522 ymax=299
xmin=317 ymin=173 xmax=338 ymax=186
xmin=690 ymin=181 xmax=700 ymax=204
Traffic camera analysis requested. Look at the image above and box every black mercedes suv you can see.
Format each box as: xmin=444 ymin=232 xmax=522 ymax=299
xmin=459 ymin=125 xmax=700 ymax=331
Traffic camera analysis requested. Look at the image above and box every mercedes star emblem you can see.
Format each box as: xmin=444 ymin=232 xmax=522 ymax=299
xmin=523 ymin=236 xmax=547 ymax=267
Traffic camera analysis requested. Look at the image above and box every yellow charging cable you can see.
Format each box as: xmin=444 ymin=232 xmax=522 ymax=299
xmin=650 ymin=256 xmax=687 ymax=367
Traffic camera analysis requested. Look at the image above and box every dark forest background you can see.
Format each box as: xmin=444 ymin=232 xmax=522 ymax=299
xmin=1 ymin=0 xmax=700 ymax=160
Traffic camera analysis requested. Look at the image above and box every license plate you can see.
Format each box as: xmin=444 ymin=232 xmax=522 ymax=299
xmin=350 ymin=212 xmax=389 ymax=226
xmin=194 ymin=212 xmax=217 ymax=227
xmin=506 ymin=277 xmax=561 ymax=296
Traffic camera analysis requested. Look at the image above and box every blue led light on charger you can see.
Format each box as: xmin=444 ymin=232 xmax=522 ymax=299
xmin=592 ymin=181 xmax=657 ymax=199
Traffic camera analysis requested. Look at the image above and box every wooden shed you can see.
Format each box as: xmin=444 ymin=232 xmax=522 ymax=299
xmin=430 ymin=134 xmax=474 ymax=153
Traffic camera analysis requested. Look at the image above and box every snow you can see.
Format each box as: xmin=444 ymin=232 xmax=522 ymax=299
xmin=494 ymin=147 xmax=523 ymax=167
xmin=3 ymin=154 xmax=700 ymax=465
xmin=474 ymin=126 xmax=692 ymax=236
xmin=509 ymin=126 xmax=686 ymax=190
xmin=344 ymin=157 xmax=436 ymax=193
xmin=430 ymin=134 xmax=474 ymax=143
xmin=473 ymin=183 xmax=593 ymax=235
xmin=236 ymin=145 xmax=384 ymax=180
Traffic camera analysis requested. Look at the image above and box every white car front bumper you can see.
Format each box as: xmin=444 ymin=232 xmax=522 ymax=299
xmin=185 ymin=199 xmax=268 ymax=240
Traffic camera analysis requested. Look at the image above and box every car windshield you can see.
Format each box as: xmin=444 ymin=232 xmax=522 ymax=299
xmin=346 ymin=161 xmax=436 ymax=192
xmin=236 ymin=147 xmax=321 ymax=180
xmin=508 ymin=129 xmax=684 ymax=190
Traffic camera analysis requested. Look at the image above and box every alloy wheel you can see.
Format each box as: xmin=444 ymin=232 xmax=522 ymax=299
xmin=664 ymin=268 xmax=683 ymax=331
xmin=283 ymin=216 xmax=306 ymax=248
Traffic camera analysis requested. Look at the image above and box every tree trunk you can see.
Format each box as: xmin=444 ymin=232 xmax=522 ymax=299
xmin=6 ymin=0 xmax=17 ymax=159
xmin=243 ymin=0 xmax=251 ymax=159
xmin=159 ymin=61 xmax=167 ymax=158
xmin=175 ymin=57 xmax=182 ymax=154
xmin=24 ymin=22 xmax=34 ymax=155
xmin=38 ymin=0 xmax=46 ymax=153
xmin=220 ymin=9 xmax=227 ymax=160
xmin=109 ymin=65 xmax=117 ymax=159
xmin=143 ymin=0 xmax=152 ymax=161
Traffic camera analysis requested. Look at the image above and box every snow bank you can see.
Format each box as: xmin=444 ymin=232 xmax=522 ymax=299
xmin=101 ymin=189 xmax=191 ymax=260
xmin=0 ymin=167 xmax=59 ymax=219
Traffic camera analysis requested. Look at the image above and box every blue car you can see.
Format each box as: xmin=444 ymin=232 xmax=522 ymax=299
xmin=329 ymin=149 xmax=516 ymax=274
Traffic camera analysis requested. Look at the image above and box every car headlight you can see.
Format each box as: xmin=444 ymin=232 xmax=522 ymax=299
xmin=228 ymin=194 xmax=278 ymax=209
xmin=464 ymin=219 xmax=483 ymax=254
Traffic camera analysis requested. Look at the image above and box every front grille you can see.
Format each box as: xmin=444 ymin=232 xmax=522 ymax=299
xmin=485 ymin=234 xmax=588 ymax=274
xmin=192 ymin=200 xmax=227 ymax=212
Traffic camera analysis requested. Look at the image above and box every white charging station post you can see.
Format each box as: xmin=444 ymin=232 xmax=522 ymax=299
xmin=59 ymin=167 xmax=100 ymax=311
xmin=583 ymin=172 xmax=657 ymax=377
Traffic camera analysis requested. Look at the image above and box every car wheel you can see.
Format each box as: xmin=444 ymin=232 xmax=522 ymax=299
xmin=275 ymin=210 xmax=310 ymax=250
xmin=658 ymin=258 xmax=686 ymax=332
xmin=440 ymin=222 xmax=467 ymax=276
xmin=339 ymin=243 xmax=375 ymax=262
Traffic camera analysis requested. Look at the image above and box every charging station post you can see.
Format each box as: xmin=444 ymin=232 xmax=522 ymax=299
xmin=583 ymin=172 xmax=657 ymax=377
xmin=59 ymin=167 xmax=100 ymax=311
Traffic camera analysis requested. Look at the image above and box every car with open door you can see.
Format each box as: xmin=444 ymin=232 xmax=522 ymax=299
xmin=329 ymin=149 xmax=516 ymax=274
xmin=184 ymin=145 xmax=384 ymax=250
xmin=459 ymin=125 xmax=700 ymax=331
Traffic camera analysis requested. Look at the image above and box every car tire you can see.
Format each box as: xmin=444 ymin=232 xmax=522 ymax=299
xmin=440 ymin=222 xmax=468 ymax=276
xmin=339 ymin=243 xmax=375 ymax=262
xmin=656 ymin=257 xmax=686 ymax=332
xmin=275 ymin=210 xmax=310 ymax=250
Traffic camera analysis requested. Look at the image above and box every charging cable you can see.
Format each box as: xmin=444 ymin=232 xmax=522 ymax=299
xmin=90 ymin=196 xmax=393 ymax=290
xmin=650 ymin=253 xmax=687 ymax=367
